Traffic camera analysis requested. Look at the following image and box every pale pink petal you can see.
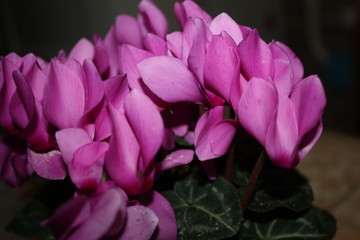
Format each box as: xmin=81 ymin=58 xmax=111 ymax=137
xmin=238 ymin=29 xmax=274 ymax=80
xmin=43 ymin=60 xmax=85 ymax=129
xmin=138 ymin=56 xmax=206 ymax=103
xmin=27 ymin=149 xmax=66 ymax=180
xmin=115 ymin=15 xmax=143 ymax=48
xmin=68 ymin=38 xmax=94 ymax=64
xmin=120 ymin=205 xmax=158 ymax=240
xmin=209 ymin=120 xmax=239 ymax=156
xmin=55 ymin=128 xmax=92 ymax=165
xmin=204 ymin=33 xmax=239 ymax=101
xmin=290 ymin=75 xmax=326 ymax=136
xmin=138 ymin=0 xmax=168 ymax=38
xmin=210 ymin=13 xmax=243 ymax=44
xmin=265 ymin=92 xmax=298 ymax=168
xmin=124 ymin=89 xmax=163 ymax=164
xmin=237 ymin=78 xmax=277 ymax=145
xmin=156 ymin=149 xmax=194 ymax=172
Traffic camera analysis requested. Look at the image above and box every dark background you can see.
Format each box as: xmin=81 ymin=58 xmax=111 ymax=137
xmin=1 ymin=0 xmax=359 ymax=135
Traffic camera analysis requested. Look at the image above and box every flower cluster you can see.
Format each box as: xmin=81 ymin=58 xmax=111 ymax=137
xmin=0 ymin=0 xmax=326 ymax=239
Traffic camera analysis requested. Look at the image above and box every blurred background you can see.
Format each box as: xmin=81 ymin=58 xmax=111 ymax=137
xmin=1 ymin=0 xmax=360 ymax=239
xmin=1 ymin=0 xmax=359 ymax=135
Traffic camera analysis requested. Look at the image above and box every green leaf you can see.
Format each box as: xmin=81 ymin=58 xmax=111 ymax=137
xmin=6 ymin=199 xmax=55 ymax=239
xmin=239 ymin=206 xmax=336 ymax=240
xmin=235 ymin=165 xmax=313 ymax=213
xmin=163 ymin=174 xmax=242 ymax=240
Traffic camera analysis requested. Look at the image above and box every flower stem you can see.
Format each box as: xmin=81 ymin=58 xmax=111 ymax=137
xmin=241 ymin=151 xmax=266 ymax=213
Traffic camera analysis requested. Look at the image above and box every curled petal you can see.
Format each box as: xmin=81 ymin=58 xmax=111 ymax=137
xmin=156 ymin=149 xmax=194 ymax=173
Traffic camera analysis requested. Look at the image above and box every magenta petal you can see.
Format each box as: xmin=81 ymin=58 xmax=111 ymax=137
xmin=27 ymin=149 xmax=66 ymax=180
xmin=156 ymin=149 xmax=194 ymax=172
xmin=142 ymin=191 xmax=177 ymax=240
xmin=237 ymin=78 xmax=277 ymax=145
xmin=68 ymin=38 xmax=94 ymax=64
xmin=204 ymin=34 xmax=239 ymax=101
xmin=297 ymin=121 xmax=323 ymax=161
xmin=144 ymin=33 xmax=167 ymax=56
xmin=43 ymin=60 xmax=85 ymax=129
xmin=138 ymin=0 xmax=168 ymax=38
xmin=238 ymin=29 xmax=274 ymax=80
xmin=115 ymin=15 xmax=143 ymax=48
xmin=138 ymin=56 xmax=206 ymax=103
xmin=264 ymin=92 xmax=298 ymax=168
xmin=70 ymin=141 xmax=109 ymax=190
xmin=83 ymin=59 xmax=104 ymax=113
xmin=124 ymin=89 xmax=163 ymax=163
xmin=120 ymin=44 xmax=153 ymax=90
xmin=55 ymin=128 xmax=92 ymax=165
xmin=291 ymin=75 xmax=326 ymax=136
xmin=194 ymin=106 xmax=224 ymax=161
xmin=272 ymin=58 xmax=293 ymax=96
xmin=106 ymin=104 xmax=141 ymax=194
xmin=68 ymin=189 xmax=126 ymax=240
xmin=209 ymin=13 xmax=243 ymax=44
xmin=120 ymin=205 xmax=158 ymax=240
xmin=43 ymin=195 xmax=92 ymax=240
xmin=175 ymin=0 xmax=212 ymax=28
xmin=209 ymin=120 xmax=239 ymax=156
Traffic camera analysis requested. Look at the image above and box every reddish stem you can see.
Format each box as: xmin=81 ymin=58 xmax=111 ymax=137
xmin=241 ymin=151 xmax=266 ymax=213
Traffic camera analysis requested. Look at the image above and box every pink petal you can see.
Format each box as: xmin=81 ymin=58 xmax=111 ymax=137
xmin=138 ymin=0 xmax=168 ymax=38
xmin=209 ymin=119 xmax=239 ymax=156
xmin=237 ymin=78 xmax=277 ymax=145
xmin=194 ymin=106 xmax=224 ymax=161
xmin=138 ymin=56 xmax=206 ymax=103
xmin=238 ymin=29 xmax=274 ymax=80
xmin=188 ymin=18 xmax=211 ymax=84
xmin=272 ymin=58 xmax=293 ymax=96
xmin=83 ymin=59 xmax=105 ymax=113
xmin=204 ymin=33 xmax=239 ymax=101
xmin=297 ymin=121 xmax=323 ymax=162
xmin=120 ymin=205 xmax=158 ymax=240
xmin=209 ymin=13 xmax=243 ymax=44
xmin=105 ymin=104 xmax=142 ymax=195
xmin=290 ymin=75 xmax=326 ymax=136
xmin=43 ymin=195 xmax=92 ymax=240
xmin=156 ymin=149 xmax=194 ymax=172
xmin=68 ymin=38 xmax=94 ymax=64
xmin=140 ymin=191 xmax=177 ymax=240
xmin=174 ymin=0 xmax=212 ymax=28
xmin=24 ymin=62 xmax=46 ymax=101
xmin=115 ymin=15 xmax=143 ymax=48
xmin=70 ymin=141 xmax=109 ymax=190
xmin=144 ymin=33 xmax=167 ymax=56
xmin=55 ymin=128 xmax=92 ymax=165
xmin=274 ymin=41 xmax=304 ymax=84
xmin=43 ymin=60 xmax=85 ymax=129
xmin=68 ymin=189 xmax=127 ymax=240
xmin=181 ymin=19 xmax=195 ymax=64
xmin=124 ymin=89 xmax=163 ymax=164
xmin=264 ymin=92 xmax=298 ymax=168
xmin=166 ymin=31 xmax=183 ymax=58
xmin=27 ymin=149 xmax=67 ymax=180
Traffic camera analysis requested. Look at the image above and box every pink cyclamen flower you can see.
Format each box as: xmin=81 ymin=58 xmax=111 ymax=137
xmin=236 ymin=31 xmax=326 ymax=168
